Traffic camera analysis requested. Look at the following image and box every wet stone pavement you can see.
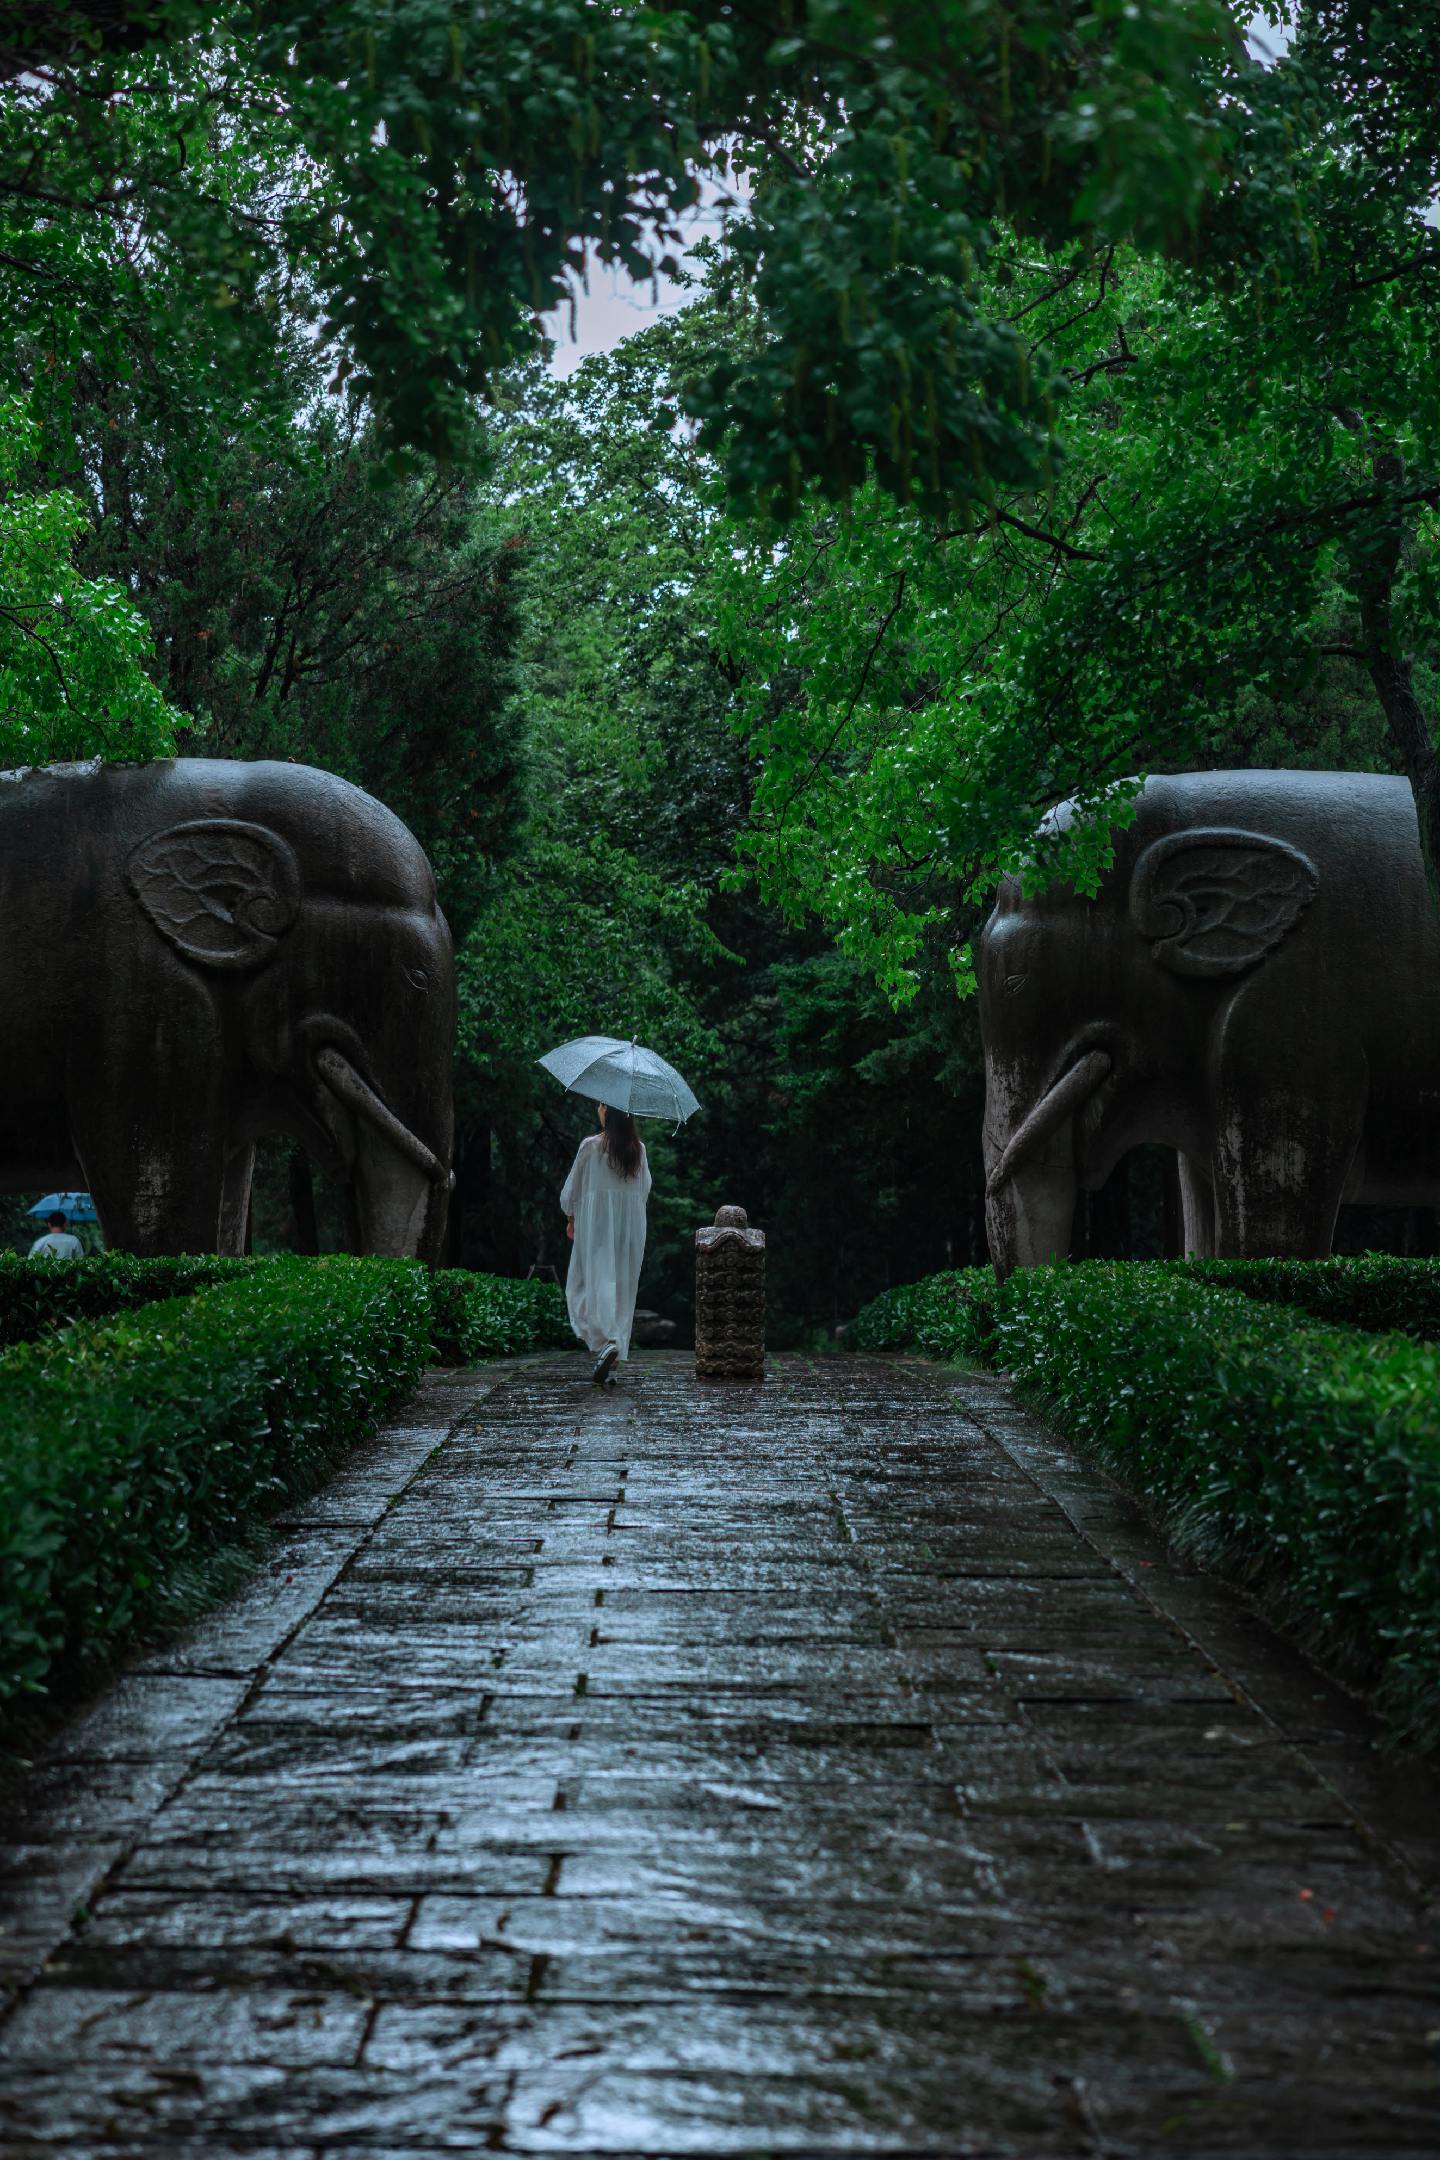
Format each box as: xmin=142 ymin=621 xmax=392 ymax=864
xmin=1 ymin=1351 xmax=1438 ymax=2158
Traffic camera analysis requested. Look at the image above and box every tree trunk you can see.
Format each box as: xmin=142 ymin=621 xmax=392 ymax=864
xmin=1359 ymin=587 xmax=1440 ymax=899
xmin=288 ymin=1148 xmax=320 ymax=1255
xmin=1073 ymin=1156 xmax=1131 ymax=1260
xmin=1162 ymin=1151 xmax=1184 ymax=1260
xmin=1347 ymin=444 xmax=1440 ymax=898
xmin=449 ymin=1118 xmax=491 ymax=1271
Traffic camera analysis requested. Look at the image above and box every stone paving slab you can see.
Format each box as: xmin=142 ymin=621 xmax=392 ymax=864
xmin=1 ymin=1349 xmax=1438 ymax=2156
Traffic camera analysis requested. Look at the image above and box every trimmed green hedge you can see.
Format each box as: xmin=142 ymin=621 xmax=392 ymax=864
xmin=853 ymin=1253 xmax=1440 ymax=1357
xmin=1184 ymin=1254 xmax=1440 ymax=1342
xmin=854 ymin=1261 xmax=1440 ymax=1751
xmin=0 ymin=1256 xmax=431 ymax=1708
xmin=0 ymin=1252 xmax=573 ymax=1363
xmin=0 ymin=1252 xmax=248 ymax=1348
xmin=0 ymin=1256 xmax=574 ymax=1711
xmin=428 ymin=1269 xmax=571 ymax=1361
xmin=851 ymin=1268 xmax=999 ymax=1360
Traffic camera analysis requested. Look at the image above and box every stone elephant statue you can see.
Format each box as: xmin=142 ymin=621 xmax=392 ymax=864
xmin=0 ymin=758 xmax=455 ymax=1260
xmin=979 ymin=770 xmax=1440 ymax=1276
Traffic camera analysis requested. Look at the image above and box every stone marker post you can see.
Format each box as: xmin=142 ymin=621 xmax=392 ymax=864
xmin=695 ymin=1204 xmax=766 ymax=1380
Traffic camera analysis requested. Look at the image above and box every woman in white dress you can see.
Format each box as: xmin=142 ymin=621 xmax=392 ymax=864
xmin=560 ymin=1104 xmax=652 ymax=1383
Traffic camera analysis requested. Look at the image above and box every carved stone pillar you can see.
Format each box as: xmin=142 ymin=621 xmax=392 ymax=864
xmin=695 ymin=1204 xmax=766 ymax=1380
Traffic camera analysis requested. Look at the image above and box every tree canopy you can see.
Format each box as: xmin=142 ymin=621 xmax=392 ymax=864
xmin=0 ymin=397 xmax=183 ymax=766
xmin=6 ymin=0 xmax=1234 ymax=488
xmin=720 ymin=5 xmax=1440 ymax=989
xmin=5 ymin=0 xmax=1440 ymax=1292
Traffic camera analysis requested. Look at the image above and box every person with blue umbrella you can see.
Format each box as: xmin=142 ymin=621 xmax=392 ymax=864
xmin=539 ymin=1037 xmax=699 ymax=1385
xmin=28 ymin=1203 xmax=85 ymax=1260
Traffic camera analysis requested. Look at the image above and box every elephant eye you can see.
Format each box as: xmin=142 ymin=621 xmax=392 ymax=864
xmin=1002 ymin=972 xmax=1029 ymax=1000
xmin=405 ymin=965 xmax=433 ymax=992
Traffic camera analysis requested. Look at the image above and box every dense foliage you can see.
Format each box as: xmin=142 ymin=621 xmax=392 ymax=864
xmin=0 ymin=1251 xmax=571 ymax=1360
xmin=854 ymin=1258 xmax=1440 ymax=1748
xmin=5 ymin=4 xmax=1440 ymax=1306
xmin=0 ymin=1256 xmax=431 ymax=1707
xmin=0 ymin=1252 xmax=245 ymax=1347
xmin=1185 ymin=1255 xmax=1440 ymax=1342
xmin=851 ymin=1266 xmax=999 ymax=1359
xmin=5 ymin=1 xmax=1234 ymax=487
xmin=853 ymin=1252 xmax=1440 ymax=1355
xmin=0 ymin=400 xmax=185 ymax=768
xmin=719 ymin=10 xmax=1440 ymax=989
xmin=432 ymin=310 xmax=988 ymax=1327
xmin=428 ymin=1269 xmax=570 ymax=1361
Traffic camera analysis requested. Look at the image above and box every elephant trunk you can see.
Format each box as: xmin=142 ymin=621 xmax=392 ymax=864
xmin=985 ymin=1160 xmax=1079 ymax=1283
xmin=315 ymin=1045 xmax=451 ymax=1265
xmin=983 ymin=1048 xmax=1112 ymax=1281
xmin=315 ymin=1047 xmax=446 ymax=1184
xmin=351 ymin=1119 xmax=450 ymax=1263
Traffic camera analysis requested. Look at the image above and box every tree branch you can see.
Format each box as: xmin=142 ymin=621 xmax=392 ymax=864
xmin=936 ymin=510 xmax=1102 ymax=562
xmin=0 ymin=606 xmax=79 ymax=709
xmin=1029 ymin=245 xmax=1117 ymax=355
xmin=1342 ymin=246 xmax=1440 ymax=295
xmin=771 ymin=569 xmax=907 ymax=828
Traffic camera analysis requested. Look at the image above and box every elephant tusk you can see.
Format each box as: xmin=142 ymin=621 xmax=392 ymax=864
xmin=986 ymin=1049 xmax=1112 ymax=1198
xmin=314 ymin=1047 xmax=447 ymax=1186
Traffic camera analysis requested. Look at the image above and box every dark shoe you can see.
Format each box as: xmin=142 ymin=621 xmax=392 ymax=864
xmin=591 ymin=1345 xmax=619 ymax=1385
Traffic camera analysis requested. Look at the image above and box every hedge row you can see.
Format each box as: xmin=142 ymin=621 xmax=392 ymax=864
xmin=850 ymin=1268 xmax=999 ymax=1360
xmin=0 ymin=1252 xmax=572 ymax=1362
xmin=1185 ymin=1253 xmax=1440 ymax=1342
xmin=0 ymin=1252 xmax=247 ymax=1348
xmin=0 ymin=1256 xmax=432 ymax=1708
xmin=0 ymin=1258 xmax=576 ymax=1710
xmin=852 ymin=1252 xmax=1440 ymax=1356
xmin=428 ymin=1269 xmax=571 ymax=1361
xmin=853 ymin=1261 xmax=1440 ymax=1751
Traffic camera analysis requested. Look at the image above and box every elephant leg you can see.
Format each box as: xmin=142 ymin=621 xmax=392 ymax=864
xmin=70 ymin=1083 xmax=230 ymax=1257
xmin=218 ymin=1144 xmax=256 ymax=1257
xmin=1210 ymin=1056 xmax=1365 ymax=1260
xmin=1177 ymin=1154 xmax=1217 ymax=1257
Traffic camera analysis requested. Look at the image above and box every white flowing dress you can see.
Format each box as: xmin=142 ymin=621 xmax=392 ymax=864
xmin=560 ymin=1133 xmax=651 ymax=1359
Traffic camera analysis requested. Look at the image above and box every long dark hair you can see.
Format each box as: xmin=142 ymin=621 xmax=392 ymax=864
xmin=600 ymin=1106 xmax=643 ymax=1179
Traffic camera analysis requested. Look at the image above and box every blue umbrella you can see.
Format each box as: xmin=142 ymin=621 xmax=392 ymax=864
xmin=28 ymin=1191 xmax=98 ymax=1224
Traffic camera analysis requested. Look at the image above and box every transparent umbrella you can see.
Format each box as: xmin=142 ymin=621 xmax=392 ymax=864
xmin=537 ymin=1036 xmax=700 ymax=1124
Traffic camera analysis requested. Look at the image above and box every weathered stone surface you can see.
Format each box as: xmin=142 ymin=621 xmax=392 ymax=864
xmin=978 ymin=770 xmax=1440 ymax=1269
xmin=0 ymin=757 xmax=456 ymax=1261
xmin=1 ymin=1350 xmax=1436 ymax=2156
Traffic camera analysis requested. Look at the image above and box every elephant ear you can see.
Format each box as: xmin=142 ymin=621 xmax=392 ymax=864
xmin=127 ymin=819 xmax=302 ymax=970
xmin=1130 ymin=828 xmax=1319 ymax=979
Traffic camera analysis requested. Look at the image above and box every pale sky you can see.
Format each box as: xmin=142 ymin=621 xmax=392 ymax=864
xmin=542 ymin=181 xmax=740 ymax=379
xmin=542 ymin=248 xmax=704 ymax=379
xmin=542 ymin=12 xmax=1295 ymax=376
xmin=1244 ymin=10 xmax=1292 ymax=65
